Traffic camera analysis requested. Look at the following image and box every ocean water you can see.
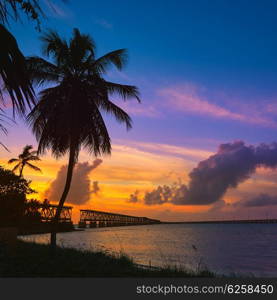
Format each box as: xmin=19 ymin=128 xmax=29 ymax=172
xmin=20 ymin=223 xmax=277 ymax=277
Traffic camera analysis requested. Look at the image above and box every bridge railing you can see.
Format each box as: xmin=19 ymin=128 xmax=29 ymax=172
xmin=39 ymin=205 xmax=72 ymax=223
xmin=79 ymin=209 xmax=160 ymax=228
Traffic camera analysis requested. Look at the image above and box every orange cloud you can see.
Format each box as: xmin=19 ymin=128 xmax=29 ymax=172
xmin=2 ymin=138 xmax=277 ymax=222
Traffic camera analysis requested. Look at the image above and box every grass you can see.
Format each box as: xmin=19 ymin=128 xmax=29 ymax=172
xmin=0 ymin=240 xmax=215 ymax=277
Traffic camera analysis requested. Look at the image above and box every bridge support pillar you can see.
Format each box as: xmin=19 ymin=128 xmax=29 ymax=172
xmin=98 ymin=221 xmax=106 ymax=227
xmin=89 ymin=221 xmax=97 ymax=228
xmin=78 ymin=221 xmax=86 ymax=228
xmin=79 ymin=209 xmax=160 ymax=228
xmin=106 ymin=221 xmax=114 ymax=227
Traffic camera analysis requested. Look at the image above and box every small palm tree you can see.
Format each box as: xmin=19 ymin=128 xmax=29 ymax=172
xmin=27 ymin=28 xmax=140 ymax=247
xmin=8 ymin=144 xmax=41 ymax=177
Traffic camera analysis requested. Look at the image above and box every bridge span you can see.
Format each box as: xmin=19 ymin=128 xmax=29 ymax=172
xmin=78 ymin=209 xmax=160 ymax=228
xmin=38 ymin=204 xmax=72 ymax=223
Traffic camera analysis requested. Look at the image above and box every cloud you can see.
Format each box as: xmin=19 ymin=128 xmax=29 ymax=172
xmin=91 ymin=181 xmax=100 ymax=194
xmin=116 ymin=101 xmax=162 ymax=118
xmin=95 ymin=18 xmax=113 ymax=29
xmin=141 ymin=141 xmax=277 ymax=206
xmin=159 ymin=84 xmax=277 ymax=127
xmin=144 ymin=185 xmax=172 ymax=205
xmin=127 ymin=190 xmax=140 ymax=203
xmin=111 ymin=82 xmax=277 ymax=125
xmin=208 ymin=200 xmax=229 ymax=212
xmin=235 ymin=193 xmax=277 ymax=207
xmin=265 ymin=103 xmax=277 ymax=114
xmin=45 ymin=159 xmax=102 ymax=205
xmin=123 ymin=140 xmax=213 ymax=160
xmin=44 ymin=0 xmax=73 ymax=19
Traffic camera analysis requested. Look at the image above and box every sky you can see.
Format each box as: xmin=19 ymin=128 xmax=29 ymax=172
xmin=1 ymin=0 xmax=277 ymax=222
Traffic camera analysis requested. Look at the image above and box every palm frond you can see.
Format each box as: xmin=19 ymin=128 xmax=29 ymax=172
xmin=28 ymin=155 xmax=41 ymax=161
xmin=30 ymin=150 xmax=38 ymax=155
xmin=0 ymin=108 xmax=14 ymax=134
xmin=0 ymin=0 xmax=44 ymax=28
xmin=0 ymin=24 xmax=35 ymax=115
xmin=28 ymin=81 xmax=112 ymax=158
xmin=105 ymin=81 xmax=141 ymax=102
xmin=92 ymin=49 xmax=128 ymax=74
xmin=0 ymin=123 xmax=7 ymax=134
xmin=0 ymin=111 xmax=7 ymax=134
xmin=22 ymin=145 xmax=33 ymax=155
xmin=95 ymin=97 xmax=132 ymax=130
xmin=8 ymin=158 xmax=19 ymax=164
xmin=40 ymin=29 xmax=69 ymax=66
xmin=0 ymin=141 xmax=9 ymax=152
xmin=26 ymin=56 xmax=60 ymax=85
xmin=84 ymin=100 xmax=112 ymax=155
xmin=69 ymin=28 xmax=96 ymax=65
xmin=26 ymin=162 xmax=42 ymax=172
xmin=11 ymin=162 xmax=20 ymax=172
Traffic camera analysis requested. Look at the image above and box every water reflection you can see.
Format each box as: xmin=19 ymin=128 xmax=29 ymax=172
xmin=20 ymin=223 xmax=277 ymax=277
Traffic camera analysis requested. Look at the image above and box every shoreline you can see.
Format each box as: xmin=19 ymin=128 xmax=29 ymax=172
xmin=162 ymin=219 xmax=277 ymax=224
xmin=0 ymin=240 xmax=214 ymax=277
xmin=17 ymin=220 xmax=277 ymax=237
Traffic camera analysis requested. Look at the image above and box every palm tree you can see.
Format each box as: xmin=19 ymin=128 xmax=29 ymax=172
xmin=27 ymin=28 xmax=140 ymax=247
xmin=0 ymin=24 xmax=35 ymax=115
xmin=0 ymin=1 xmax=43 ymax=26
xmin=0 ymin=0 xmax=44 ymax=114
xmin=8 ymin=144 xmax=41 ymax=177
xmin=0 ymin=1 xmax=64 ymax=150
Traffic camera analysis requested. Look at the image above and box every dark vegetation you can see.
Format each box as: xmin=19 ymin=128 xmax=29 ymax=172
xmin=0 ymin=166 xmax=36 ymax=227
xmin=0 ymin=240 xmax=215 ymax=277
xmin=0 ymin=165 xmax=73 ymax=233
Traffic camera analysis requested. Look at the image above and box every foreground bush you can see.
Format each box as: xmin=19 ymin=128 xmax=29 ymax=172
xmin=0 ymin=240 xmax=214 ymax=277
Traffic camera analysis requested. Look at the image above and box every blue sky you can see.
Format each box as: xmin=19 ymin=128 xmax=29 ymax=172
xmin=5 ymin=0 xmax=277 ymax=150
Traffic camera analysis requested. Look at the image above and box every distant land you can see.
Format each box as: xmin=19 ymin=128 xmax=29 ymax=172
xmin=162 ymin=219 xmax=277 ymax=224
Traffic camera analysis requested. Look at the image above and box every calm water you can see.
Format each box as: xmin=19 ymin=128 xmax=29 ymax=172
xmin=20 ymin=223 xmax=277 ymax=277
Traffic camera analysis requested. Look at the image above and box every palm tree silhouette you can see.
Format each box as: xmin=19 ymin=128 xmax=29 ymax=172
xmin=0 ymin=24 xmax=35 ymax=114
xmin=27 ymin=28 xmax=140 ymax=247
xmin=0 ymin=0 xmax=44 ymax=114
xmin=8 ymin=145 xmax=41 ymax=177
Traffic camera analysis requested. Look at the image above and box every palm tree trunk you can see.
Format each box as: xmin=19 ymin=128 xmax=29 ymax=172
xmin=19 ymin=165 xmax=23 ymax=177
xmin=50 ymin=143 xmax=76 ymax=248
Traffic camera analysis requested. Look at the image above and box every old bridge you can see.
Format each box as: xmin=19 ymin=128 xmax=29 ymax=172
xmin=78 ymin=209 xmax=160 ymax=228
xmin=35 ymin=204 xmax=160 ymax=228
xmin=39 ymin=204 xmax=72 ymax=223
